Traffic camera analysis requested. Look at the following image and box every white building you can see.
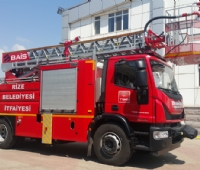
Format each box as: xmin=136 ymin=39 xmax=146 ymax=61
xmin=60 ymin=0 xmax=200 ymax=108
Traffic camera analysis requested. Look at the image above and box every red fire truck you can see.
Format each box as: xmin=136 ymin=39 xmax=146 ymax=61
xmin=0 ymin=5 xmax=199 ymax=166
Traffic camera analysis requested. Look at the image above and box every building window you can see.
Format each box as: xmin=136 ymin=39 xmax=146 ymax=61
xmin=108 ymin=10 xmax=129 ymax=33
xmin=123 ymin=10 xmax=129 ymax=30
xmin=108 ymin=14 xmax=115 ymax=32
xmin=95 ymin=16 xmax=100 ymax=35
xmin=116 ymin=11 xmax=122 ymax=31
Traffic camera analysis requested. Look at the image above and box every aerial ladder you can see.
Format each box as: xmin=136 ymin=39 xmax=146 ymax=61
xmin=2 ymin=2 xmax=200 ymax=83
xmin=1 ymin=31 xmax=145 ymax=83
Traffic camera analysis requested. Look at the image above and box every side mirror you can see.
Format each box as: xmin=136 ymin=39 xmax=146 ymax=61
xmin=135 ymin=60 xmax=148 ymax=88
xmin=135 ymin=60 xmax=146 ymax=69
xmin=134 ymin=60 xmax=148 ymax=104
xmin=136 ymin=70 xmax=148 ymax=87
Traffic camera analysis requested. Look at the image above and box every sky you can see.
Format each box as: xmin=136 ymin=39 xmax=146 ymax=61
xmin=0 ymin=0 xmax=83 ymax=77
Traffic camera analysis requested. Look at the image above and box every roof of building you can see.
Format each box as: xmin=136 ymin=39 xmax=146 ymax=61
xmin=65 ymin=1 xmax=90 ymax=11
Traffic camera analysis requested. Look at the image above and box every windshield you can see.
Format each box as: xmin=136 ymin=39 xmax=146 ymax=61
xmin=150 ymin=60 xmax=179 ymax=93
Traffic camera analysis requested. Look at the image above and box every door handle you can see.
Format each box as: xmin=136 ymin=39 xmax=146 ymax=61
xmin=112 ymin=105 xmax=119 ymax=111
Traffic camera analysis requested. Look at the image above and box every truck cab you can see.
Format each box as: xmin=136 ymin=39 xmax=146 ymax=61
xmin=91 ymin=53 xmax=196 ymax=164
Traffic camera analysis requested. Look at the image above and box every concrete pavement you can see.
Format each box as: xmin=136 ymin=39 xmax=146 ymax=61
xmin=0 ymin=138 xmax=199 ymax=170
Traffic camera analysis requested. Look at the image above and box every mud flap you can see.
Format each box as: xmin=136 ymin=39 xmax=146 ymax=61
xmin=42 ymin=114 xmax=52 ymax=144
xmin=87 ymin=137 xmax=94 ymax=157
xmin=182 ymin=125 xmax=198 ymax=139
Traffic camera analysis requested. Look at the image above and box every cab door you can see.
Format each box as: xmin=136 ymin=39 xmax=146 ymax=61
xmin=104 ymin=57 xmax=154 ymax=123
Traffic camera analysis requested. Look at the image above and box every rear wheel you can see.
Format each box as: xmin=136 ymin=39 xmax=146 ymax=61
xmin=0 ymin=119 xmax=17 ymax=149
xmin=93 ymin=123 xmax=133 ymax=166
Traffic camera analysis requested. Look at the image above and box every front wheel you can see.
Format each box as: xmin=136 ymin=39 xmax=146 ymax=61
xmin=0 ymin=119 xmax=17 ymax=149
xmin=93 ymin=123 xmax=133 ymax=166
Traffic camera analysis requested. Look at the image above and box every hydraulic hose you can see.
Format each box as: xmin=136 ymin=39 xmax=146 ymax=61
xmin=144 ymin=16 xmax=177 ymax=34
xmin=144 ymin=11 xmax=200 ymax=33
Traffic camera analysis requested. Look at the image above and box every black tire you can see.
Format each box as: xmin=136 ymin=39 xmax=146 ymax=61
xmin=93 ymin=123 xmax=133 ymax=166
xmin=0 ymin=119 xmax=17 ymax=149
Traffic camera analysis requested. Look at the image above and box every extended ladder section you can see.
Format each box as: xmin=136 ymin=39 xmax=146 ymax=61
xmin=1 ymin=31 xmax=144 ymax=73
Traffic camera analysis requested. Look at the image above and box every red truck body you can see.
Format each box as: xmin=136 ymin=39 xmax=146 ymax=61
xmin=0 ymin=54 xmax=184 ymax=141
xmin=0 ymin=59 xmax=96 ymax=142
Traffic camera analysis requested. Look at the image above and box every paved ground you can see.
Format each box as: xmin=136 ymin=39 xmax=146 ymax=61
xmin=0 ymin=138 xmax=199 ymax=170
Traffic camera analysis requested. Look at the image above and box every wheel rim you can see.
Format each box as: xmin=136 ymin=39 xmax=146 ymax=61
xmin=0 ymin=124 xmax=8 ymax=142
xmin=101 ymin=132 xmax=122 ymax=156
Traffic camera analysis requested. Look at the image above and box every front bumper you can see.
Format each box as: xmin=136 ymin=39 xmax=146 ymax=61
xmin=149 ymin=124 xmax=198 ymax=156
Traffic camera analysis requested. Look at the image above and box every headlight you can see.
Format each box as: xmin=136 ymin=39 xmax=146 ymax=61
xmin=153 ymin=131 xmax=168 ymax=140
xmin=180 ymin=120 xmax=185 ymax=125
xmin=172 ymin=101 xmax=184 ymax=109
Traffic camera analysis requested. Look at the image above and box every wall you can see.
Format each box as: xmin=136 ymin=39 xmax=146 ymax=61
xmin=174 ymin=64 xmax=200 ymax=107
xmin=62 ymin=0 xmax=132 ymax=42
xmin=69 ymin=2 xmax=134 ymax=41
xmin=130 ymin=0 xmax=152 ymax=32
xmin=62 ymin=0 xmax=167 ymax=42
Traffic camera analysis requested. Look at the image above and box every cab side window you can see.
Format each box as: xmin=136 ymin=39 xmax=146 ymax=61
xmin=114 ymin=61 xmax=137 ymax=88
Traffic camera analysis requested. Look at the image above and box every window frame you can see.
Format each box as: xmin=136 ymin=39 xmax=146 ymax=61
xmin=108 ymin=10 xmax=129 ymax=33
xmin=108 ymin=13 xmax=115 ymax=33
xmin=95 ymin=16 xmax=101 ymax=35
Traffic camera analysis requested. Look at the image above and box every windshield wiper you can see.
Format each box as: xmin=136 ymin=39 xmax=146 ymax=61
xmin=158 ymin=87 xmax=179 ymax=94
xmin=158 ymin=87 xmax=172 ymax=93
xmin=171 ymin=90 xmax=180 ymax=95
